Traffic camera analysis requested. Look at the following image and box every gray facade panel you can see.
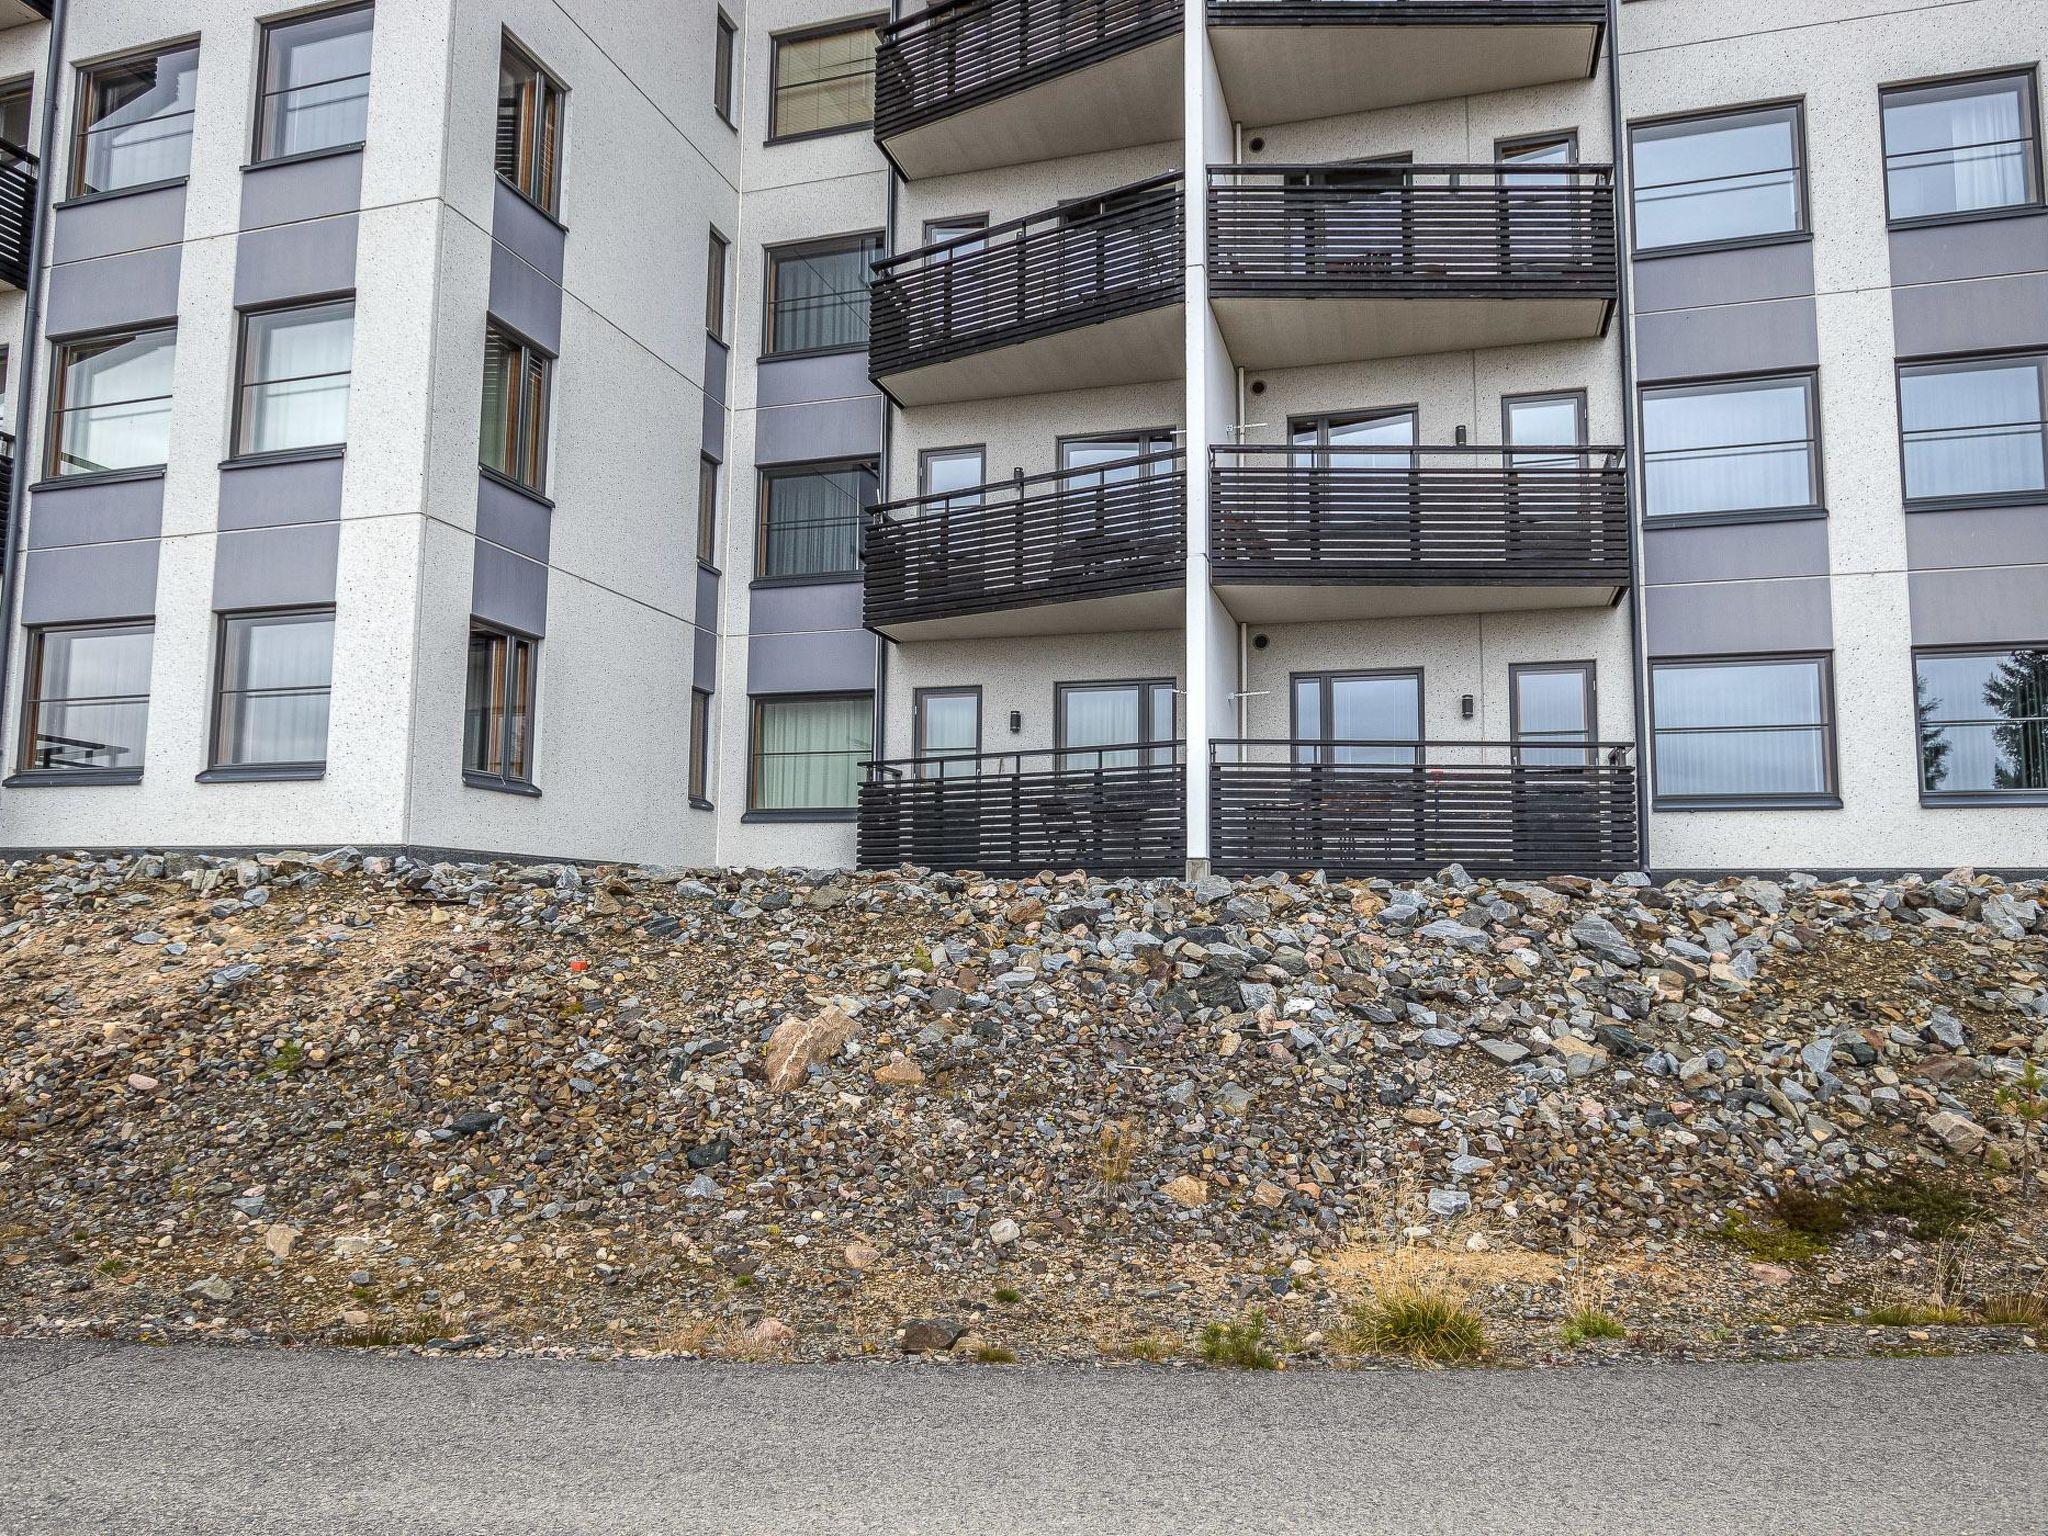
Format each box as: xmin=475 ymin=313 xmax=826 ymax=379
xmin=750 ymin=578 xmax=862 ymax=635
xmin=471 ymin=538 xmax=550 ymax=637
xmin=45 ymin=245 xmax=182 ymax=337
xmin=216 ymin=454 xmax=346 ymax=531
xmin=232 ymin=214 xmax=360 ymax=309
xmin=24 ymin=474 xmax=166 ymax=549
xmin=1892 ymin=270 xmax=2048 ymax=359
xmin=693 ymin=623 xmax=716 ymax=693
xmin=1643 ymin=517 xmax=1830 ymax=586
xmin=1904 ymin=504 xmax=2048 ymax=571
xmin=705 ymin=337 xmax=729 ymax=406
xmin=1645 ymin=577 xmax=1834 ymax=657
xmin=756 ymin=350 xmax=875 ymax=408
xmin=1629 ymin=240 xmax=1816 ymax=314
xmin=1635 ymin=296 xmax=1819 ymax=383
xmin=695 ymin=564 xmax=720 ymax=630
xmin=1888 ymin=211 xmax=2048 ymax=287
xmin=755 ymin=395 xmax=885 ymax=465
xmin=51 ymin=183 xmax=187 ymax=265
xmin=19 ymin=539 xmax=161 ymax=625
xmin=491 ymin=180 xmax=566 ymax=285
xmin=1907 ymin=564 xmax=2048 ymax=648
xmin=239 ymin=150 xmax=365 ymax=231
xmin=747 ymin=627 xmax=877 ymax=695
xmin=702 ymin=390 xmax=724 ymax=461
xmin=211 ymin=523 xmax=341 ymax=611
xmin=476 ymin=473 xmax=552 ymax=562
xmin=488 ymin=237 xmax=562 ymax=355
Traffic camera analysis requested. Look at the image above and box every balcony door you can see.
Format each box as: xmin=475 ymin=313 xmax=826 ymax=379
xmin=1055 ymin=182 xmax=1170 ymax=315
xmin=914 ymin=686 xmax=981 ymax=777
xmin=1292 ymin=670 xmax=1421 ymax=767
xmin=1292 ymin=409 xmax=1417 ymax=565
xmin=1055 ymin=428 xmax=1174 ymax=560
xmin=1511 ymin=663 xmax=1595 ymax=767
xmin=920 ymin=214 xmax=990 ymax=343
xmin=1057 ymin=678 xmax=1176 ymax=769
xmin=915 ymin=444 xmax=988 ymax=596
xmin=1287 ymin=155 xmax=1413 ymax=280
xmin=1497 ymin=134 xmax=1579 ymax=273
xmin=1504 ymin=390 xmax=1589 ymax=561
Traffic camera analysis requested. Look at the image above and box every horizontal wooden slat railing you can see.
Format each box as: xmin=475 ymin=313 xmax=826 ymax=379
xmin=0 ymin=143 xmax=38 ymax=291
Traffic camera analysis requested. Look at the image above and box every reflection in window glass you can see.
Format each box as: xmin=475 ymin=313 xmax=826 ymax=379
xmin=1642 ymin=375 xmax=1817 ymax=518
xmin=1899 ymin=355 xmax=2047 ymax=502
xmin=1515 ymin=665 xmax=1593 ymax=767
xmin=21 ymin=624 xmax=153 ymax=773
xmin=1652 ymin=657 xmax=1833 ymax=800
xmin=257 ymin=5 xmax=374 ymax=162
xmin=1293 ymin=672 xmax=1420 ymax=767
xmin=464 ymin=626 xmax=536 ymax=785
xmin=495 ymin=40 xmax=564 ymax=213
xmin=76 ymin=45 xmax=201 ymax=195
xmin=768 ymin=235 xmax=882 ymax=354
xmin=1916 ymin=648 xmax=2048 ymax=795
xmin=759 ymin=460 xmax=874 ymax=577
xmin=238 ymin=301 xmax=355 ymax=456
xmin=1631 ymin=105 xmax=1803 ymax=251
xmin=1882 ymin=73 xmax=2039 ymax=222
xmin=50 ymin=328 xmax=177 ymax=476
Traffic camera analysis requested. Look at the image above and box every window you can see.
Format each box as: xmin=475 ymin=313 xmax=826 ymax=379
xmin=769 ymin=20 xmax=878 ymax=142
xmin=1505 ymin=392 xmax=1588 ymax=467
xmin=914 ymin=687 xmax=980 ymax=778
xmin=1057 ymin=679 xmax=1177 ymax=769
xmin=1641 ymin=374 xmax=1819 ymax=520
xmin=211 ymin=610 xmax=335 ymax=772
xmin=1882 ymin=71 xmax=2041 ymax=223
xmin=705 ymin=228 xmax=729 ymax=340
xmin=1651 ymin=655 xmax=1836 ymax=804
xmin=235 ymin=300 xmax=354 ymax=457
xmin=1631 ymin=103 xmax=1805 ymax=253
xmin=74 ymin=43 xmax=201 ymax=196
xmin=464 ymin=624 xmax=537 ymax=789
xmin=17 ymin=623 xmax=153 ymax=777
xmin=1898 ymin=353 xmax=2047 ymax=504
xmin=1292 ymin=671 xmax=1421 ymax=767
xmin=48 ymin=327 xmax=177 ymax=477
xmin=1916 ymin=647 xmax=2048 ymax=798
xmin=0 ymin=343 xmax=11 ymax=426
xmin=479 ymin=324 xmax=551 ymax=492
xmin=758 ymin=458 xmax=875 ymax=578
xmin=713 ymin=12 xmax=736 ymax=124
xmin=697 ymin=454 xmax=720 ymax=565
xmin=1513 ymin=663 xmax=1596 ymax=767
xmin=1291 ymin=409 xmax=1417 ymax=466
xmin=0 ymin=77 xmax=33 ymax=153
xmin=749 ymin=693 xmax=872 ymax=812
xmin=495 ymin=39 xmax=564 ymax=214
xmin=255 ymin=5 xmax=374 ymax=163
xmin=919 ymin=445 xmax=985 ymax=503
xmin=689 ymin=688 xmax=713 ymax=804
xmin=766 ymin=232 xmax=882 ymax=355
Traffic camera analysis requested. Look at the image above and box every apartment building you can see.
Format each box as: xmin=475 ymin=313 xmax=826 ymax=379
xmin=0 ymin=0 xmax=2040 ymax=879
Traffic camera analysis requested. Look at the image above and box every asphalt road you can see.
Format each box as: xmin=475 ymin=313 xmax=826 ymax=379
xmin=3 ymin=1342 xmax=2044 ymax=1534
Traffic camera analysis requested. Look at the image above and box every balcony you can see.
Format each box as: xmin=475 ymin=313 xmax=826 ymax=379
xmin=865 ymin=452 xmax=1186 ymax=640
xmin=1209 ymin=444 xmax=1629 ymax=619
xmin=1207 ymin=164 xmax=1617 ymax=367
xmin=875 ymin=0 xmax=1182 ymax=180
xmin=860 ymin=745 xmax=1187 ymax=876
xmin=0 ymin=145 xmax=36 ymax=290
xmin=1211 ymin=740 xmax=1639 ymax=878
xmin=871 ymin=175 xmax=1184 ymax=405
xmin=1208 ymin=2 xmax=1604 ymax=124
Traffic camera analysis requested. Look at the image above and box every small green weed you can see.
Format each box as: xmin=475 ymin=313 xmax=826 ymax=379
xmin=993 ymin=1287 xmax=1022 ymax=1305
xmin=972 ymin=1345 xmax=1019 ymax=1364
xmin=1198 ymin=1315 xmax=1278 ymax=1370
xmin=1715 ymin=1213 xmax=1827 ymax=1266
xmin=1346 ymin=1286 xmax=1488 ymax=1363
xmin=1559 ymin=1307 xmax=1627 ymax=1346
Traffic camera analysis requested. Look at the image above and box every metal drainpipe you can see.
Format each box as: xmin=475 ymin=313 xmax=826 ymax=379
xmin=0 ymin=0 xmax=65 ymax=751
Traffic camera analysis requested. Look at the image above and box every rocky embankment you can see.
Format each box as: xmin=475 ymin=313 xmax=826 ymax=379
xmin=2 ymin=850 xmax=2044 ymax=1367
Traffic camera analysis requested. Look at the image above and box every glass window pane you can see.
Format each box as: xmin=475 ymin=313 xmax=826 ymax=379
xmin=495 ymin=48 xmax=535 ymax=187
xmin=79 ymin=46 xmax=200 ymax=194
xmin=1884 ymin=75 xmax=2036 ymax=221
xmin=689 ymin=690 xmax=711 ymax=799
xmin=1654 ymin=659 xmax=1831 ymax=798
xmin=259 ymin=7 xmax=374 ymax=160
xmin=921 ymin=448 xmax=984 ymax=501
xmin=1900 ymin=359 xmax=2047 ymax=501
xmin=770 ymin=237 xmax=879 ymax=353
xmin=218 ymin=611 xmax=337 ymax=767
xmin=1916 ymin=648 xmax=2048 ymax=793
xmin=773 ymin=27 xmax=876 ymax=139
xmin=1327 ymin=674 xmax=1419 ymax=765
xmin=240 ymin=303 xmax=355 ymax=455
xmin=0 ymin=84 xmax=33 ymax=152
xmin=54 ymin=330 xmax=177 ymax=476
xmin=464 ymin=631 xmax=501 ymax=774
xmin=698 ymin=456 xmax=720 ymax=564
xmin=1633 ymin=107 xmax=1801 ymax=251
xmin=1642 ymin=377 xmax=1815 ymax=517
xmin=753 ymin=695 xmax=871 ymax=809
xmin=27 ymin=625 xmax=153 ymax=772
xmin=761 ymin=463 xmax=872 ymax=577
xmin=918 ymin=692 xmax=978 ymax=757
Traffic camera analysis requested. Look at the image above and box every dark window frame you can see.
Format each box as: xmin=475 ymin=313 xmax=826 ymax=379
xmin=913 ymin=684 xmax=983 ymax=776
xmin=1288 ymin=667 xmax=1424 ymax=767
xmin=688 ymin=687 xmax=714 ymax=807
xmin=46 ymin=323 xmax=179 ymax=480
xmin=1638 ymin=368 xmax=1826 ymax=527
xmin=765 ymin=14 xmax=884 ymax=146
xmin=697 ymin=453 xmax=721 ymax=568
xmin=70 ymin=39 xmax=202 ymax=200
xmin=713 ymin=10 xmax=737 ymax=127
xmin=1879 ymin=66 xmax=2044 ymax=230
xmin=1054 ymin=426 xmax=1178 ymax=468
xmin=478 ymin=320 xmax=553 ymax=495
xmin=1894 ymin=348 xmax=2048 ymax=512
xmin=202 ymin=605 xmax=336 ymax=781
xmin=230 ymin=294 xmax=356 ymax=462
xmin=0 ymin=73 xmax=36 ymax=158
xmin=1509 ymin=660 xmax=1598 ymax=767
xmin=1495 ymin=129 xmax=1581 ymax=164
xmin=250 ymin=2 xmax=375 ymax=168
xmin=761 ymin=229 xmax=884 ymax=360
xmin=1053 ymin=676 xmax=1179 ymax=768
xmin=744 ymin=688 xmax=874 ymax=820
xmin=1648 ymin=651 xmax=1841 ymax=811
xmin=11 ymin=619 xmax=154 ymax=783
xmin=754 ymin=454 xmax=877 ymax=582
xmin=1912 ymin=642 xmax=2048 ymax=806
xmin=495 ymin=34 xmax=566 ymax=218
xmin=705 ymin=226 xmax=730 ymax=341
xmin=1502 ymin=389 xmax=1590 ymax=468
xmin=1627 ymin=99 xmax=1811 ymax=260
xmin=463 ymin=620 xmax=540 ymax=795
xmin=917 ymin=443 xmax=986 ymax=496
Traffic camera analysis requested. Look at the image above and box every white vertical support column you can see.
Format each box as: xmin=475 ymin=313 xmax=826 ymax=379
xmin=1182 ymin=11 xmax=1237 ymax=877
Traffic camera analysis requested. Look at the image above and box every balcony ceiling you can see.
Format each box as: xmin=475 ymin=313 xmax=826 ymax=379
xmin=881 ymin=34 xmax=1182 ymax=180
xmin=1212 ymin=579 xmax=1622 ymax=624
xmin=875 ymin=302 xmax=1184 ymax=407
xmin=874 ymin=583 xmax=1184 ymax=643
xmin=1210 ymin=294 xmax=1610 ymax=369
xmin=1210 ymin=22 xmax=1599 ymax=127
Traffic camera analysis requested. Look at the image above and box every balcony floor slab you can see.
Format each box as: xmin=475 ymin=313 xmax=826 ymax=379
xmin=875 ymin=581 xmax=1184 ymax=642
xmin=1213 ymin=579 xmax=1623 ymax=623
xmin=1210 ymin=293 xmax=1611 ymax=368
xmin=875 ymin=301 xmax=1184 ymax=406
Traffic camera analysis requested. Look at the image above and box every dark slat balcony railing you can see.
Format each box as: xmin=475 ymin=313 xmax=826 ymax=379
xmin=0 ymin=433 xmax=13 ymax=566
xmin=876 ymin=0 xmax=1181 ymax=144
xmin=1211 ymin=739 xmax=1639 ymax=878
xmin=865 ymin=451 xmax=1186 ymax=632
xmin=0 ymin=143 xmax=38 ymax=290
xmin=869 ymin=174 xmax=1183 ymax=381
xmin=860 ymin=742 xmax=1187 ymax=876
xmin=1207 ymin=1 xmax=1605 ymax=28
xmin=1208 ymin=163 xmax=1616 ymax=299
xmin=1211 ymin=444 xmax=1630 ymax=587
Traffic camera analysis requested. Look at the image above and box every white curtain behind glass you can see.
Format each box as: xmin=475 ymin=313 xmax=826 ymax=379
xmin=1900 ymin=362 xmax=2047 ymax=500
xmin=1884 ymin=81 xmax=2030 ymax=219
xmin=1643 ymin=380 xmax=1812 ymax=516
xmin=61 ymin=332 xmax=177 ymax=474
xmin=224 ymin=615 xmax=334 ymax=765
xmin=756 ymin=697 xmax=870 ymax=809
xmin=1655 ymin=661 xmax=1828 ymax=796
xmin=245 ymin=306 xmax=355 ymax=454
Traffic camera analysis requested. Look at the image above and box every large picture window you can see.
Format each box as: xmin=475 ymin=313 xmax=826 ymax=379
xmin=749 ymin=693 xmax=872 ymax=813
xmin=1630 ymin=104 xmax=1805 ymax=253
xmin=74 ymin=43 xmax=201 ymax=196
xmin=1291 ymin=671 xmax=1421 ymax=768
xmin=1058 ymin=679 xmax=1179 ymax=770
xmin=1898 ymin=353 xmax=2047 ymax=504
xmin=479 ymin=324 xmax=552 ymax=492
xmin=211 ymin=610 xmax=335 ymax=772
xmin=770 ymin=21 xmax=878 ymax=141
xmin=49 ymin=327 xmax=177 ymax=477
xmin=766 ymin=233 xmax=882 ymax=356
xmin=464 ymin=624 xmax=537 ymax=790
xmin=236 ymin=300 xmax=355 ymax=457
xmin=1651 ymin=655 xmax=1836 ymax=805
xmin=16 ymin=623 xmax=154 ymax=777
xmin=1641 ymin=374 xmax=1820 ymax=520
xmin=758 ymin=458 xmax=875 ymax=579
xmin=1915 ymin=647 xmax=2048 ymax=799
xmin=495 ymin=38 xmax=564 ymax=214
xmin=689 ymin=689 xmax=713 ymax=805
xmin=1881 ymin=71 xmax=2041 ymax=224
xmin=255 ymin=4 xmax=374 ymax=164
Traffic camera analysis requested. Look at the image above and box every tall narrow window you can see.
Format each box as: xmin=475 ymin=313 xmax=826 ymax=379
xmin=688 ymin=688 xmax=713 ymax=804
xmin=479 ymin=324 xmax=552 ymax=492
xmin=17 ymin=622 xmax=154 ymax=777
xmin=766 ymin=233 xmax=882 ymax=355
xmin=49 ymin=327 xmax=177 ymax=477
xmin=705 ymin=228 xmax=729 ymax=340
xmin=1882 ymin=72 xmax=2041 ymax=223
xmin=1512 ymin=663 xmax=1595 ymax=767
xmin=1292 ymin=671 xmax=1421 ymax=768
xmin=1630 ymin=104 xmax=1805 ymax=253
xmin=1651 ymin=655 xmax=1836 ymax=804
xmin=211 ymin=610 xmax=335 ymax=772
xmin=75 ymin=43 xmax=201 ymax=196
xmin=749 ymin=693 xmax=872 ymax=812
xmin=1641 ymin=374 xmax=1820 ymax=519
xmin=713 ymin=12 xmax=737 ymax=124
xmin=915 ymin=687 xmax=980 ymax=777
xmin=1915 ymin=647 xmax=2048 ymax=798
xmin=495 ymin=39 xmax=564 ymax=214
xmin=758 ymin=459 xmax=876 ymax=578
xmin=1898 ymin=353 xmax=2047 ymax=504
xmin=464 ymin=624 xmax=537 ymax=789
xmin=235 ymin=300 xmax=354 ymax=457
xmin=255 ymin=4 xmax=374 ymax=163
xmin=770 ymin=21 xmax=878 ymax=141
xmin=697 ymin=454 xmax=720 ymax=565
